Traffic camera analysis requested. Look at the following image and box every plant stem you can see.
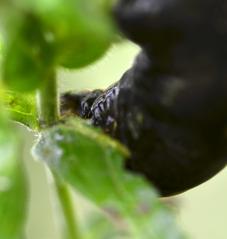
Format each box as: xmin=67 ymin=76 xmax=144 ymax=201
xmin=37 ymin=70 xmax=59 ymax=127
xmin=55 ymin=177 xmax=83 ymax=239
xmin=37 ymin=70 xmax=82 ymax=239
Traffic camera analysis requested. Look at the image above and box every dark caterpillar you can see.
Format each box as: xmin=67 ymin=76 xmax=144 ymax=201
xmin=61 ymin=0 xmax=227 ymax=196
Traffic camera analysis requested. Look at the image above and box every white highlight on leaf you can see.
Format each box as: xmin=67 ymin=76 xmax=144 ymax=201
xmin=0 ymin=144 xmax=14 ymax=169
xmin=0 ymin=176 xmax=12 ymax=192
xmin=44 ymin=31 xmax=55 ymax=43
xmin=32 ymin=131 xmax=63 ymax=169
xmin=53 ymin=132 xmax=64 ymax=142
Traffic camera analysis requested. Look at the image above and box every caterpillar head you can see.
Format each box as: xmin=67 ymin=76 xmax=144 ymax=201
xmin=60 ymin=90 xmax=103 ymax=118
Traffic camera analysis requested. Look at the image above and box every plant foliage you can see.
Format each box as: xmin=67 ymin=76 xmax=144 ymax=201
xmin=0 ymin=1 xmax=186 ymax=238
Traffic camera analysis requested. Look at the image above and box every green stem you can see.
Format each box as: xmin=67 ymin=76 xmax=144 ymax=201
xmin=37 ymin=70 xmax=59 ymax=127
xmin=37 ymin=70 xmax=82 ymax=239
xmin=55 ymin=177 xmax=83 ymax=239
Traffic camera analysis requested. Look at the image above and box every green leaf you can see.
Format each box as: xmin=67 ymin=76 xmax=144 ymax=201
xmin=0 ymin=33 xmax=3 ymax=76
xmin=0 ymin=110 xmax=28 ymax=239
xmin=83 ymin=210 xmax=125 ymax=239
xmin=33 ymin=118 xmax=185 ymax=239
xmin=0 ymin=90 xmax=38 ymax=130
xmin=0 ymin=34 xmax=3 ymax=54
xmin=2 ymin=15 xmax=53 ymax=92
xmin=1 ymin=0 xmax=116 ymax=71
xmin=33 ymin=0 xmax=116 ymax=68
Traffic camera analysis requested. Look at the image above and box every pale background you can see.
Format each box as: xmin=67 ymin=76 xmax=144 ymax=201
xmin=23 ymin=42 xmax=227 ymax=239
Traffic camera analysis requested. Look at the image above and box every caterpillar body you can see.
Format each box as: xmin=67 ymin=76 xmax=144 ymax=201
xmin=61 ymin=0 xmax=227 ymax=196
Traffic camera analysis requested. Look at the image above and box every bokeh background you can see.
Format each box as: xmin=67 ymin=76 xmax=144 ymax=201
xmin=22 ymin=41 xmax=227 ymax=239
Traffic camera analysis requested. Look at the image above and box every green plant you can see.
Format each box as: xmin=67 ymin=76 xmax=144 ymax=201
xmin=0 ymin=1 xmax=185 ymax=239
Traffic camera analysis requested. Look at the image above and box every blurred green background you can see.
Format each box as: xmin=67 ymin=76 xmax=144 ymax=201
xmin=22 ymin=41 xmax=226 ymax=239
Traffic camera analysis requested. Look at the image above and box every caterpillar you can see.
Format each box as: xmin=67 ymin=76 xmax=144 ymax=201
xmin=61 ymin=0 xmax=227 ymax=196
